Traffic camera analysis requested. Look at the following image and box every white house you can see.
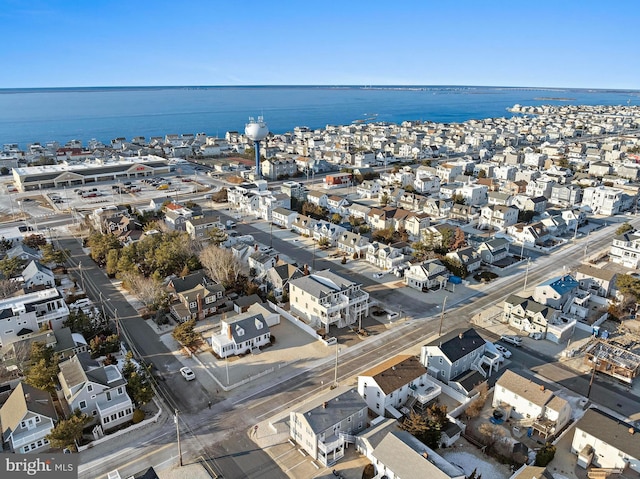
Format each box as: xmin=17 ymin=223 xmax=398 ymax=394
xmin=610 ymin=229 xmax=640 ymax=269
xmin=210 ymin=313 xmax=271 ymax=358
xmin=571 ymin=408 xmax=640 ymax=473
xmin=0 ymin=288 xmax=69 ymax=348
xmin=404 ymin=259 xmax=449 ymax=291
xmin=289 ymin=270 xmax=369 ymax=333
xmin=21 ymin=261 xmax=55 ymax=290
xmin=492 ymin=370 xmax=571 ymax=440
xmin=581 ymin=185 xmax=623 ymax=215
xmin=289 ymin=387 xmax=368 ymax=466
xmin=57 ymin=353 xmax=134 ymax=432
xmin=271 ymin=207 xmax=298 ymax=230
xmin=357 ymin=355 xmax=440 ymax=418
xmin=0 ymin=382 xmax=57 ymax=453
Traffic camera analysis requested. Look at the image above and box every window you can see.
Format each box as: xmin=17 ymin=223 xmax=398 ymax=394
xmin=35 ymin=416 xmax=40 ymax=423
xmin=92 ymin=410 xmax=97 ymax=416
xmin=87 ymin=384 xmax=93 ymax=392
xmin=439 ymin=357 xmax=443 ymax=364
xmin=376 ymin=391 xmax=380 ymax=397
xmin=79 ymin=400 xmax=87 ymax=409
xmin=104 ymin=416 xmax=110 ymax=424
xmin=106 ymin=391 xmax=112 ymax=401
xmin=117 ymin=387 xmax=123 ymax=395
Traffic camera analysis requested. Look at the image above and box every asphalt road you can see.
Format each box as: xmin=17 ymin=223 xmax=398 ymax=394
xmin=56 ymin=210 xmax=640 ymax=478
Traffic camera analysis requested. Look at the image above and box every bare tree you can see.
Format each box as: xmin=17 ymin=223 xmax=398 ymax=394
xmin=0 ymin=279 xmax=21 ymax=299
xmin=121 ymin=272 xmax=167 ymax=309
xmin=478 ymin=423 xmax=507 ymax=453
xmin=199 ymin=245 xmax=242 ymax=287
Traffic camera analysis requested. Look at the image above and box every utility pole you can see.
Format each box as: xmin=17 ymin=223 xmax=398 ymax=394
xmin=174 ymin=409 xmax=182 ymax=467
xmin=523 ymin=258 xmax=531 ymax=293
xmin=438 ymin=295 xmax=447 ymax=336
xmin=333 ymin=340 xmax=340 ymax=388
xmin=114 ymin=308 xmax=120 ymax=337
xmin=587 ymin=356 xmax=598 ymax=399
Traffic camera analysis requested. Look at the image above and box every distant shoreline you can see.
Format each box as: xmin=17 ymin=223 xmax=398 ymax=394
xmin=533 ymin=97 xmax=576 ymax=101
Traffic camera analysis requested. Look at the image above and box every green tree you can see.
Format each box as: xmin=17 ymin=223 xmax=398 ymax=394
xmin=207 ymin=227 xmax=228 ymax=246
xmin=105 ymin=248 xmax=120 ymax=277
xmin=317 ymin=237 xmax=330 ymax=248
xmin=452 ymin=193 xmax=466 ymax=205
xmin=22 ymin=234 xmax=47 ymax=249
xmin=0 ymin=256 xmax=26 ymax=278
xmin=517 ymin=210 xmax=535 ymax=223
xmin=63 ymin=309 xmax=107 ymax=340
xmin=477 ymin=169 xmax=487 ymax=179
xmin=616 ymin=222 xmax=634 ymax=236
xmin=122 ymin=354 xmax=154 ymax=407
xmin=0 ymin=167 xmax=9 ymax=175
xmin=172 ymin=319 xmax=199 ymax=348
xmin=379 ymin=193 xmax=390 ymax=206
xmin=616 ymin=274 xmax=640 ymax=301
xmin=534 ymin=442 xmax=556 ymax=467
xmin=46 ymin=411 xmax=91 ymax=452
xmin=89 ymin=334 xmax=120 ymax=358
xmin=24 ymin=357 xmax=59 ymax=393
xmin=88 ymin=232 xmax=122 ymax=266
xmin=330 ymin=213 xmax=342 ymax=224
xmin=40 ymin=243 xmax=69 ymax=266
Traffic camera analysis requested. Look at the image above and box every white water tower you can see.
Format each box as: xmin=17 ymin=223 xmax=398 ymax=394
xmin=245 ymin=116 xmax=269 ymax=178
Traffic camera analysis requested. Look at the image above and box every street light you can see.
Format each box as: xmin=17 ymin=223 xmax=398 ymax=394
xmin=523 ymin=258 xmax=531 ymax=293
xmin=333 ymin=340 xmax=341 ymax=388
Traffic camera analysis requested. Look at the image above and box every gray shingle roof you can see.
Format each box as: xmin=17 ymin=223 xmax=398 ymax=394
xmin=297 ymin=388 xmax=367 ymax=434
xmin=428 ymin=328 xmax=485 ymax=363
xmin=575 ymin=408 xmax=640 ymax=459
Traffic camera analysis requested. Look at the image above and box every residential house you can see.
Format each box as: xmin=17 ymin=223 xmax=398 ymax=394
xmin=57 ymin=353 xmax=134 ymax=432
xmin=540 ymin=214 xmax=567 ymax=236
xmin=477 ymin=238 xmax=510 ymax=264
xmin=355 ymin=418 xmax=464 ymax=477
xmin=265 ymin=263 xmax=304 ymax=299
xmin=366 ymin=207 xmax=396 ymax=231
xmin=413 ymin=172 xmax=441 ymax=194
xmin=609 ymin=229 xmax=640 ymax=269
xmin=291 ymin=214 xmax=317 ymax=237
xmin=210 ymin=313 xmax=271 ymax=358
xmin=502 ymin=179 xmax=528 ymax=196
xmin=168 ymin=271 xmax=225 ymax=322
xmin=479 ymin=205 xmax=519 ymax=230
xmin=487 ymin=191 xmax=514 ymax=206
xmin=448 ymin=204 xmax=475 ymax=223
xmin=163 ymin=202 xmax=193 ymax=231
xmin=185 ymin=215 xmax=224 ymax=240
xmin=446 ymin=247 xmax=482 ymax=273
xmin=403 ymin=213 xmax=431 ymax=242
xmin=21 ymin=261 xmax=55 ymax=291
xmin=357 ymin=180 xmax=381 ymax=199
xmin=326 ymin=195 xmax=349 ymax=215
xmin=0 ymin=382 xmax=57 ymax=453
xmin=289 ymin=387 xmax=368 ymax=466
xmin=312 ymin=220 xmax=345 ymax=245
xmin=261 ymin=158 xmax=297 ymax=180
xmin=366 ymin=242 xmax=409 ymax=270
xmin=248 ymin=250 xmax=277 ymax=278
xmin=348 ymin=203 xmax=372 ymax=222
xmin=6 ymin=244 xmax=42 ymax=263
xmin=336 ymin=231 xmax=370 ymax=258
xmin=423 ymin=198 xmax=452 ymax=218
xmin=582 ymin=185 xmax=623 ymax=215
xmin=533 ymin=274 xmax=579 ymax=309
xmin=459 ymin=183 xmax=488 ymax=206
xmin=271 ymin=207 xmax=298 ymax=230
xmin=306 ymin=190 xmax=329 ymax=208
xmin=550 ymin=184 xmax=583 ymax=207
xmin=571 ymin=408 xmax=640 ymax=473
xmin=507 ymin=222 xmax=553 ymax=248
xmin=502 ymin=294 xmax=560 ymax=336
xmin=420 ymin=328 xmax=500 ymax=394
xmin=404 ymin=259 xmax=449 ymax=291
xmin=289 ymin=270 xmax=369 ymax=333
xmin=357 ymin=355 xmax=440 ymax=418
xmin=493 ymin=370 xmax=571 ymax=440
xmin=280 ymin=181 xmax=307 ymax=202
xmin=575 ymin=265 xmax=617 ymax=297
xmin=0 ymin=288 xmax=69 ymax=348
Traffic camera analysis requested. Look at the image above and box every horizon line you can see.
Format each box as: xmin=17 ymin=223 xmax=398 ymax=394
xmin=1 ymin=84 xmax=640 ymax=93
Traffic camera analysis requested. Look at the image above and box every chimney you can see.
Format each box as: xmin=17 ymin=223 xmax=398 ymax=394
xmin=630 ymin=428 xmax=635 ymax=435
xmin=25 ymin=393 xmax=31 ymax=402
xmin=227 ymin=325 xmax=232 ymax=340
xmin=422 ymin=452 xmax=429 ymax=459
xmin=540 ymin=385 xmax=545 ymax=391
xmin=197 ymin=293 xmax=203 ymax=318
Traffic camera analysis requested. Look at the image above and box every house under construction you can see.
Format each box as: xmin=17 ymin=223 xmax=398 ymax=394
xmin=584 ymin=340 xmax=640 ymax=384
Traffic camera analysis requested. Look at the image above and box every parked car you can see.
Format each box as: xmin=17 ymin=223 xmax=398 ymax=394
xmin=500 ymin=335 xmax=523 ymax=347
xmin=529 ymin=332 xmax=544 ymax=340
xmin=180 ymin=367 xmax=195 ymax=381
xmin=372 ymin=272 xmax=384 ymax=279
xmin=494 ymin=344 xmax=512 ymax=359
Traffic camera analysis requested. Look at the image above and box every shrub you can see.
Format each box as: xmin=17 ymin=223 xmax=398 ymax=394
xmin=534 ymin=443 xmax=556 ymax=467
xmin=132 ymin=409 xmax=145 ymax=424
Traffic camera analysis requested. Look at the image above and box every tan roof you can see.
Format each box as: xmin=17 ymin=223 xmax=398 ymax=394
xmin=360 ymin=355 xmax=427 ymax=395
xmin=576 ymin=264 xmax=617 ymax=282
xmin=0 ymin=382 xmax=57 ymax=439
xmin=546 ymin=395 xmax=569 ymax=413
xmin=496 ymin=370 xmax=553 ymax=407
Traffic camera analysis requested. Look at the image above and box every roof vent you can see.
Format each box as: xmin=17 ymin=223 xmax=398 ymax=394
xmin=630 ymin=428 xmax=635 ymax=435
xmin=422 ymin=452 xmax=428 ymax=459
xmin=458 ymin=333 xmax=463 ymax=340
xmin=540 ymin=385 xmax=545 ymax=391
xmin=323 ymin=402 xmax=328 ymax=409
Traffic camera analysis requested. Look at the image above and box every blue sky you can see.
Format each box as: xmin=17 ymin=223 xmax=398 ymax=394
xmin=1 ymin=0 xmax=638 ymax=89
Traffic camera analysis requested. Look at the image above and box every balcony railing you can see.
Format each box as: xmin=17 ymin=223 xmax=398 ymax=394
xmin=12 ymin=424 xmax=54 ymax=448
xmin=317 ymin=435 xmax=344 ymax=454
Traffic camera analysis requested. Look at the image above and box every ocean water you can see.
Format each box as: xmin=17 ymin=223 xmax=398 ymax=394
xmin=0 ymin=85 xmax=639 ymax=148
